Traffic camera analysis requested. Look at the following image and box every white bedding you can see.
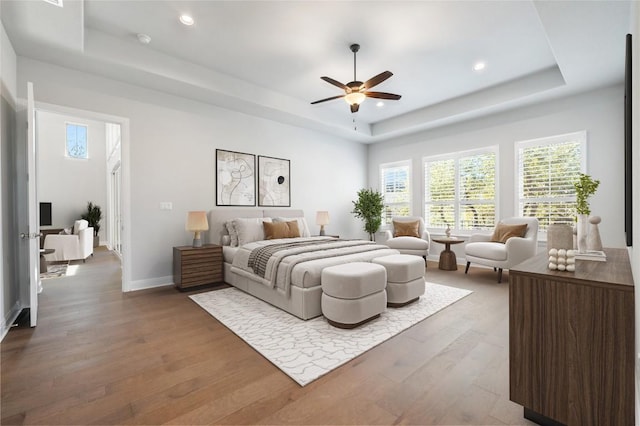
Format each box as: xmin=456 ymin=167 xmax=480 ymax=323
xmin=230 ymin=237 xmax=399 ymax=296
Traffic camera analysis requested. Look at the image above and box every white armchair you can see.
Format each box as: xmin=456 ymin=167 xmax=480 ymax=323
xmin=43 ymin=219 xmax=94 ymax=262
xmin=384 ymin=216 xmax=430 ymax=260
xmin=464 ymin=217 xmax=538 ymax=283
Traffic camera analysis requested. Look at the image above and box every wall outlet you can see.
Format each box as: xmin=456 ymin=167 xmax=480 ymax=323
xmin=160 ymin=202 xmax=172 ymax=210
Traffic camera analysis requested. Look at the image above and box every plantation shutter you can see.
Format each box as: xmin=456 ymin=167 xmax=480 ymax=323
xmin=380 ymin=161 xmax=411 ymax=224
xmin=517 ymin=136 xmax=584 ymax=230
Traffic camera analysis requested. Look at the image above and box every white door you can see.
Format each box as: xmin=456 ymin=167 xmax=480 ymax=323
xmin=23 ymin=82 xmax=40 ymax=327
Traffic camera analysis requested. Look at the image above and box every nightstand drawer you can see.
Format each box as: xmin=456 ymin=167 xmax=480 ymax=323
xmin=173 ymin=244 xmax=223 ymax=290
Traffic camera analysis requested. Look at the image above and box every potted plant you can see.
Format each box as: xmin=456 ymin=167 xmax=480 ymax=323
xmin=81 ymin=201 xmax=103 ymax=247
xmin=574 ymin=173 xmax=600 ymax=253
xmin=351 ymin=188 xmax=384 ymax=241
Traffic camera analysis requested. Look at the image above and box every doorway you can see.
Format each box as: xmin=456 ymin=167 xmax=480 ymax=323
xmin=34 ymin=102 xmax=130 ymax=291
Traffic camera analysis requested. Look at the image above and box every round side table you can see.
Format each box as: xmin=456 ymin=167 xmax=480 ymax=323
xmin=432 ymin=237 xmax=464 ymax=271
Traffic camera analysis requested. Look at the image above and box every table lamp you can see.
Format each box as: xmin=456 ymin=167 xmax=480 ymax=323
xmin=316 ymin=211 xmax=329 ymax=236
xmin=186 ymin=211 xmax=209 ymax=247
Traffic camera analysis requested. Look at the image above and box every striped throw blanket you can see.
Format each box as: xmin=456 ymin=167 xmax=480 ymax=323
xmin=248 ymin=239 xmax=343 ymax=278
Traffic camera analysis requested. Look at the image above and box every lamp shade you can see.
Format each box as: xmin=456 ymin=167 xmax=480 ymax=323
xmin=316 ymin=211 xmax=330 ymax=226
xmin=186 ymin=211 xmax=209 ymax=231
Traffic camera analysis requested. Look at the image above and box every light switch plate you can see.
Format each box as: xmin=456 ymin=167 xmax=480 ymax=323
xmin=160 ymin=202 xmax=172 ymax=210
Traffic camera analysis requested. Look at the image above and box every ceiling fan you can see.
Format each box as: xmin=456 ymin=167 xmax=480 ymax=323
xmin=311 ymin=44 xmax=401 ymax=113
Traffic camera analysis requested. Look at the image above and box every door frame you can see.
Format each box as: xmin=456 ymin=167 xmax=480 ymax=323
xmin=35 ymin=101 xmax=132 ymax=291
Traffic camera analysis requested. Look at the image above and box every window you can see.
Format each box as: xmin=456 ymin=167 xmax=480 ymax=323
xmin=424 ymin=148 xmax=497 ymax=231
xmin=380 ymin=160 xmax=411 ymax=225
xmin=516 ymin=131 xmax=586 ymax=231
xmin=66 ymin=123 xmax=88 ymax=159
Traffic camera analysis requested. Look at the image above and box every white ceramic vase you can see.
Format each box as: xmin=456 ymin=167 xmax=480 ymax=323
xmin=576 ymin=214 xmax=589 ymax=253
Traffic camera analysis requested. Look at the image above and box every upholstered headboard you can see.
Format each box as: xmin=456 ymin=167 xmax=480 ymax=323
xmin=208 ymin=209 xmax=305 ymax=245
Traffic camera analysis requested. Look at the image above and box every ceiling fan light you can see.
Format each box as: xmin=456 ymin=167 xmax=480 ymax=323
xmin=344 ymin=92 xmax=366 ymax=105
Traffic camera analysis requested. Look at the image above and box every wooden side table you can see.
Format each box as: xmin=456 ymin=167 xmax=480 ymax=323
xmin=173 ymin=244 xmax=223 ymax=290
xmin=432 ymin=237 xmax=464 ymax=270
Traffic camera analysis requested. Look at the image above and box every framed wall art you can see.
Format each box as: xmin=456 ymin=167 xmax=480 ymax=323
xmin=216 ymin=149 xmax=256 ymax=206
xmin=258 ymin=155 xmax=290 ymax=207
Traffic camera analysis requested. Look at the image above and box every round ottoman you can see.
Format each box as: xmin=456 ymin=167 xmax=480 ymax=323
xmin=372 ymin=254 xmax=426 ymax=307
xmin=321 ymin=262 xmax=387 ymax=328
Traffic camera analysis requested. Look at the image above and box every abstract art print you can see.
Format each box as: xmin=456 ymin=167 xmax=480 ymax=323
xmin=216 ymin=149 xmax=256 ymax=206
xmin=258 ymin=156 xmax=290 ymax=207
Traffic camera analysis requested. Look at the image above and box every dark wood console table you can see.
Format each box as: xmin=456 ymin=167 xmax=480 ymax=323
xmin=509 ymin=248 xmax=635 ymax=425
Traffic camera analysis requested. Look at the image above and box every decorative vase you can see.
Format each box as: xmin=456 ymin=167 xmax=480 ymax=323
xmin=445 ymin=225 xmax=451 ymax=238
xmin=587 ymin=215 xmax=603 ymax=251
xmin=547 ymin=224 xmax=573 ymax=250
xmin=576 ymin=214 xmax=589 ymax=253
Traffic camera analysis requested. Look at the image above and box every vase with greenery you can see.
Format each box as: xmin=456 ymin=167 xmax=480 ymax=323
xmin=81 ymin=201 xmax=102 ymax=238
xmin=351 ymin=188 xmax=384 ymax=241
xmin=574 ymin=173 xmax=600 ymax=253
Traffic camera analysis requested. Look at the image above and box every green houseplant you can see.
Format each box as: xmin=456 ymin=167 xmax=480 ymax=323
xmin=574 ymin=173 xmax=600 ymax=215
xmin=351 ymin=188 xmax=384 ymax=241
xmin=81 ymin=201 xmax=103 ymax=238
xmin=573 ymin=173 xmax=600 ymax=253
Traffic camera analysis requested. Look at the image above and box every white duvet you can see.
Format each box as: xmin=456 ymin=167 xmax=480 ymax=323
xmin=230 ymin=237 xmax=399 ymax=296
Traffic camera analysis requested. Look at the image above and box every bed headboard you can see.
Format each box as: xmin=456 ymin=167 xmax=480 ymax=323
xmin=208 ymin=208 xmax=305 ymax=245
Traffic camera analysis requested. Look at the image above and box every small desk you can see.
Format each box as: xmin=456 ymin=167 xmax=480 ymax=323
xmin=432 ymin=237 xmax=464 ymax=270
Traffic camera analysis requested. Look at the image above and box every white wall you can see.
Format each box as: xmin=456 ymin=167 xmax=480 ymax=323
xmin=368 ymin=85 xmax=626 ymax=261
xmin=36 ymin=110 xmax=107 ymax=244
xmin=0 ymin=18 xmax=20 ymax=339
xmin=17 ymin=57 xmax=367 ymax=289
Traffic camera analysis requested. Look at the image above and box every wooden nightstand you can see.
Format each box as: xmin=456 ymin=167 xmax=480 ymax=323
xmin=173 ymin=244 xmax=223 ymax=290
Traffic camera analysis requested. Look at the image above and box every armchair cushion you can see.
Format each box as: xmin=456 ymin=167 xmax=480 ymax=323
xmin=490 ymin=223 xmax=528 ymax=243
xmin=465 ymin=242 xmax=507 ymax=261
xmin=393 ymin=220 xmax=420 ymax=238
xmin=385 ymin=236 xmax=429 ymax=251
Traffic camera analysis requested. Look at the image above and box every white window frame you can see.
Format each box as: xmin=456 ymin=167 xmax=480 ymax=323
xmin=379 ymin=160 xmax=412 ymax=226
xmin=423 ymin=146 xmax=498 ymax=235
xmin=515 ymin=130 xmax=587 ymax=234
xmin=65 ymin=122 xmax=89 ymax=159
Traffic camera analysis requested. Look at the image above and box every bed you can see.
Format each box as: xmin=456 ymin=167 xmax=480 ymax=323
xmin=209 ymin=208 xmax=399 ymax=319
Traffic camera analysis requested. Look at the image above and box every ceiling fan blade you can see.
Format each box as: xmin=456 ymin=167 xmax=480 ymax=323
xmin=365 ymin=91 xmax=402 ymax=100
xmin=321 ymin=76 xmax=348 ymax=90
xmin=350 ymin=103 xmax=360 ymax=113
xmin=310 ymin=95 xmax=345 ymax=105
xmin=362 ymin=71 xmax=393 ymax=89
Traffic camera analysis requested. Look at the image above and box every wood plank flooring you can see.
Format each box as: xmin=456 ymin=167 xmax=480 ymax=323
xmin=1 ymin=248 xmax=536 ymax=425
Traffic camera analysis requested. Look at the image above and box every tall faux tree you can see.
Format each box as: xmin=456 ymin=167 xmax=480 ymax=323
xmin=351 ymin=188 xmax=384 ymax=241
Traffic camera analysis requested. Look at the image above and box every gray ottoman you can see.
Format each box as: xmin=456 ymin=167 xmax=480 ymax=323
xmin=321 ymin=262 xmax=387 ymax=328
xmin=372 ymin=254 xmax=425 ymax=307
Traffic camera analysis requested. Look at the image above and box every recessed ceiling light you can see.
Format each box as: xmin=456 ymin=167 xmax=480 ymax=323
xmin=180 ymin=15 xmax=194 ymax=26
xmin=376 ymin=101 xmax=385 ymax=107
xmin=137 ymin=33 xmax=151 ymax=44
xmin=473 ymin=62 xmax=486 ymax=71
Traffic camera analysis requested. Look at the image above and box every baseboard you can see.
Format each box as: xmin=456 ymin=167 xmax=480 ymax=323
xmin=126 ymin=275 xmax=174 ymax=292
xmin=1 ymin=301 xmax=23 ymax=342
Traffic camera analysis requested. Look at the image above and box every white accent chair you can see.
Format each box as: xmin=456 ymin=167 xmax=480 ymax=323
xmin=464 ymin=217 xmax=539 ymax=283
xmin=43 ymin=219 xmax=94 ymax=262
xmin=384 ymin=216 xmax=430 ymax=260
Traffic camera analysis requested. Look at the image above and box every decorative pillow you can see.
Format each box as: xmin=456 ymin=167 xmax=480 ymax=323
xmin=221 ymin=235 xmax=231 ymax=246
xmin=393 ymin=220 xmax=420 ymax=238
xmin=263 ymin=221 xmax=301 ymax=239
xmin=233 ymin=217 xmax=273 ymax=246
xmin=490 ymin=223 xmax=528 ymax=243
xmin=225 ymin=221 xmax=239 ymax=247
xmin=59 ymin=227 xmax=72 ymax=235
xmin=272 ymin=217 xmax=310 ymax=237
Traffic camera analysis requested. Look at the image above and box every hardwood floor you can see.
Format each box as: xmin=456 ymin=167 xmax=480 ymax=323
xmin=1 ymin=248 xmax=535 ymax=425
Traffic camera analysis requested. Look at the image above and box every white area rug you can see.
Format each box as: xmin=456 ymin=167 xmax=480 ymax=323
xmin=190 ymin=282 xmax=472 ymax=386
